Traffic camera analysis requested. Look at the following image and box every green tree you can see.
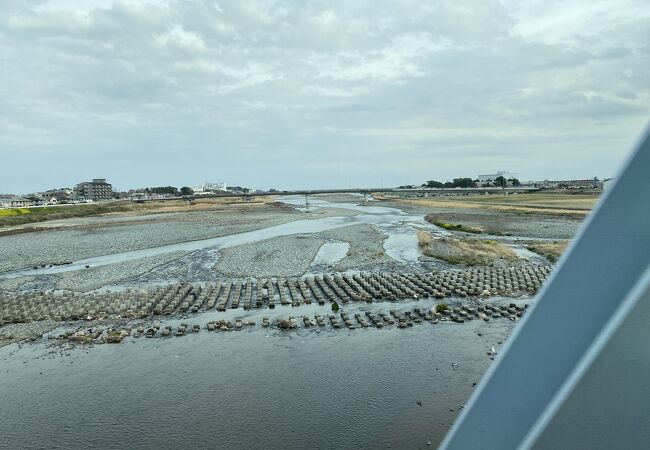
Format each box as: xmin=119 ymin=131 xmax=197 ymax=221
xmin=148 ymin=186 xmax=179 ymax=195
xmin=452 ymin=178 xmax=476 ymax=188
xmin=494 ymin=176 xmax=507 ymax=188
xmin=180 ymin=186 xmax=194 ymax=196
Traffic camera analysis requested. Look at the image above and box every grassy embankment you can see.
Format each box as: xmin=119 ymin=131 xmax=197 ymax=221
xmin=380 ymin=192 xmax=599 ymax=217
xmin=0 ymin=203 xmax=132 ymax=227
xmin=0 ymin=197 xmax=277 ymax=228
xmin=416 ymin=229 xmax=518 ymax=266
xmin=526 ymin=241 xmax=569 ymax=263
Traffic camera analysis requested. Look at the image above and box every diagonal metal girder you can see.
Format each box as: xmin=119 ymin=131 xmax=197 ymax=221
xmin=439 ymin=127 xmax=650 ymax=450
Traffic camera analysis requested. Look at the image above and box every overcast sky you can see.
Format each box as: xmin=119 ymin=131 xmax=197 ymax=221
xmin=1 ymin=0 xmax=649 ymax=193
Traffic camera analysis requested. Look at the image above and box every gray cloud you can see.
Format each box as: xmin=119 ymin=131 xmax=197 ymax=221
xmin=1 ymin=0 xmax=649 ymax=193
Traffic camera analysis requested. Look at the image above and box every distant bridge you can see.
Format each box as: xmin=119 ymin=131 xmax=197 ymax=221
xmin=132 ymin=186 xmax=539 ymax=204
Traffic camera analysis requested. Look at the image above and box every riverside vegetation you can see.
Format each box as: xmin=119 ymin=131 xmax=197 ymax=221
xmin=526 ymin=241 xmax=570 ymax=263
xmin=0 ymin=196 xmax=278 ymax=229
xmin=426 ymin=215 xmax=484 ymax=234
xmin=417 ymin=230 xmax=518 ymax=266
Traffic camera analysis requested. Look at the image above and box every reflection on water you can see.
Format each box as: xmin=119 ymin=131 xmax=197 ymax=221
xmin=0 ymin=319 xmax=514 ymax=449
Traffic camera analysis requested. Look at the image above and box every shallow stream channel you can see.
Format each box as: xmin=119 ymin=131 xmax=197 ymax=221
xmin=0 ymin=196 xmax=448 ymax=281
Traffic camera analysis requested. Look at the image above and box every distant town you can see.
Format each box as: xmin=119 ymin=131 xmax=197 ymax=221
xmin=0 ymin=180 xmax=236 ymax=209
xmin=0 ymin=171 xmax=612 ymax=209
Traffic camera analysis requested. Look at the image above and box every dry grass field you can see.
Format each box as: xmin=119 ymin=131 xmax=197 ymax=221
xmin=382 ymin=192 xmax=600 ymax=216
xmin=0 ymin=196 xmax=278 ymax=228
xmin=417 ymin=229 xmax=518 ymax=266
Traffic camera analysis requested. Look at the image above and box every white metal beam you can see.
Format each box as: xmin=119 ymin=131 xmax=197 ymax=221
xmin=439 ymin=127 xmax=650 ymax=450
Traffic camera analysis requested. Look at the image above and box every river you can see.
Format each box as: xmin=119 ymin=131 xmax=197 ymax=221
xmin=0 ymin=318 xmax=514 ymax=449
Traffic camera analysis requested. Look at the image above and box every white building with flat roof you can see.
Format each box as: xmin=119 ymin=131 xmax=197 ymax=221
xmin=477 ymin=171 xmax=518 ymax=182
xmin=194 ymin=182 xmax=227 ymax=193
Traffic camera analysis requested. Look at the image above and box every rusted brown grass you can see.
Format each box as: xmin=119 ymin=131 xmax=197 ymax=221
xmin=527 ymin=241 xmax=569 ymax=262
xmin=417 ymin=230 xmax=518 ymax=266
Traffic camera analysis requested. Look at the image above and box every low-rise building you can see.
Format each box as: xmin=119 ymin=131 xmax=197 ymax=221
xmin=477 ymin=171 xmax=518 ymax=182
xmin=533 ymin=178 xmax=601 ymax=189
xmin=0 ymin=197 xmax=34 ymax=208
xmin=194 ymin=182 xmax=227 ymax=194
xmin=39 ymin=188 xmax=73 ymax=201
xmin=74 ymin=178 xmax=113 ymax=201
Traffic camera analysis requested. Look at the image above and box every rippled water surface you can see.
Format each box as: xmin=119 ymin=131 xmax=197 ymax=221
xmin=0 ymin=320 xmax=514 ymax=449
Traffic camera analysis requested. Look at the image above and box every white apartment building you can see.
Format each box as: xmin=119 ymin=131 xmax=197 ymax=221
xmin=477 ymin=171 xmax=518 ymax=182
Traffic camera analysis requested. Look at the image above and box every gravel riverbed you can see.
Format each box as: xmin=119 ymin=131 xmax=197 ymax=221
xmin=0 ymin=320 xmax=61 ymax=347
xmin=215 ymin=235 xmax=325 ymax=277
xmin=0 ymin=206 xmax=303 ymax=273
xmin=0 ymin=195 xmax=579 ymax=295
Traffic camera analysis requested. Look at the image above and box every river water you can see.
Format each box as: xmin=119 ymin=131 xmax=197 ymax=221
xmin=0 ymin=318 xmax=515 ymax=449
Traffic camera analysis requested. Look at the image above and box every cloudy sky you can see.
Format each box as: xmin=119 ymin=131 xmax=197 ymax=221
xmin=1 ymin=0 xmax=648 ymax=193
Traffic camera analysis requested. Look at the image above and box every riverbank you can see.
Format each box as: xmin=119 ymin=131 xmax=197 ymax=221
xmin=0 ymin=196 xmax=280 ymax=229
xmin=379 ymin=192 xmax=599 ymax=216
xmin=0 ymin=202 xmax=302 ymax=273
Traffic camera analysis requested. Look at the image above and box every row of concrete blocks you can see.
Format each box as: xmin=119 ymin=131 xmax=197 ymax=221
xmin=101 ymin=303 xmax=531 ymax=339
xmin=0 ymin=267 xmax=548 ymax=324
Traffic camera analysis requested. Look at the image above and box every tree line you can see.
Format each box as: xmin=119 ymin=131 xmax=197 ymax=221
xmin=399 ymin=176 xmax=521 ymax=189
xmin=141 ymin=186 xmax=194 ymax=196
